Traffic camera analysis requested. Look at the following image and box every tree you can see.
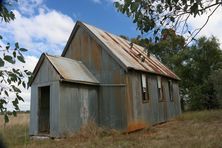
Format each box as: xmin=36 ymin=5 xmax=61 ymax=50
xmin=115 ymin=0 xmax=222 ymax=43
xmin=128 ymin=33 xmax=222 ymax=110
xmin=209 ymin=69 xmax=222 ymax=108
xmin=131 ymin=28 xmax=185 ymax=70
xmin=174 ymin=36 xmax=222 ymax=110
xmin=0 ymin=0 xmax=32 ymax=122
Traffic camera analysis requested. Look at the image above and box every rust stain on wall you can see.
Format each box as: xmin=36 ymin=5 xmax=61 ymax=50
xmin=91 ymin=38 xmax=101 ymax=72
xmin=127 ymin=121 xmax=148 ymax=132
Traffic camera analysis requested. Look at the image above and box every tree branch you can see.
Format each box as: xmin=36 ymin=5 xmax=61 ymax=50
xmin=185 ymin=4 xmax=220 ymax=46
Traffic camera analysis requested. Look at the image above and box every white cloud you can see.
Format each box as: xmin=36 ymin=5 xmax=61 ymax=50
xmin=0 ymin=1 xmax=75 ymax=111
xmin=0 ymin=9 xmax=75 ymax=56
xmin=17 ymin=0 xmax=45 ymax=16
xmin=188 ymin=6 xmax=222 ymax=47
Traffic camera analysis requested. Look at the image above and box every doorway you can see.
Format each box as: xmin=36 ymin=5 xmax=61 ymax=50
xmin=38 ymin=86 xmax=50 ymax=134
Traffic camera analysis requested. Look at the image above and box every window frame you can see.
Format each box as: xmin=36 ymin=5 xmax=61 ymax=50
xmin=141 ymin=73 xmax=149 ymax=103
xmin=157 ymin=76 xmax=164 ymax=102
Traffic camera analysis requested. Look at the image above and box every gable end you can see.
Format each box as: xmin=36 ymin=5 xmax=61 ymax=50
xmin=61 ymin=21 xmax=128 ymax=72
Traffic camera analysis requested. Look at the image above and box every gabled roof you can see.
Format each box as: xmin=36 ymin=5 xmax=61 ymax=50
xmin=30 ymin=53 xmax=99 ymax=85
xmin=62 ymin=21 xmax=180 ymax=80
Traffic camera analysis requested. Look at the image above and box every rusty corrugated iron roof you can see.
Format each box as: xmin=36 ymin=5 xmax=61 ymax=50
xmin=30 ymin=53 xmax=99 ymax=85
xmin=46 ymin=54 xmax=99 ymax=84
xmin=84 ymin=23 xmax=180 ymax=80
xmin=62 ymin=21 xmax=180 ymax=80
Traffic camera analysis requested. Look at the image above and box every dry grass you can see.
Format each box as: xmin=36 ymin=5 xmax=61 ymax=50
xmin=1 ymin=110 xmax=222 ymax=148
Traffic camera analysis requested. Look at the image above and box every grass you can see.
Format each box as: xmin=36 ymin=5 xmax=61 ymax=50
xmin=0 ymin=110 xmax=222 ymax=148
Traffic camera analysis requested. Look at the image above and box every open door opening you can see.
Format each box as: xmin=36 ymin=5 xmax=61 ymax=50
xmin=38 ymin=86 xmax=50 ymax=134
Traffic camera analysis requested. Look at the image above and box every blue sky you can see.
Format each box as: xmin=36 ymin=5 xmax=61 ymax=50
xmin=46 ymin=0 xmax=139 ymax=37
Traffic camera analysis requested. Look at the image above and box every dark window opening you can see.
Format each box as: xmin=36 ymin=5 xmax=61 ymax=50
xmin=141 ymin=74 xmax=149 ymax=103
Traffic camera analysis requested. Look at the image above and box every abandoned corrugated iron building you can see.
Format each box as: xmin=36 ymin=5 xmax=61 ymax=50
xmin=29 ymin=21 xmax=181 ymax=137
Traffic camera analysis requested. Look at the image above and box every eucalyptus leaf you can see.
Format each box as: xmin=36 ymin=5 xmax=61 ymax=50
xmin=4 ymin=90 xmax=9 ymax=97
xmin=4 ymin=55 xmax=14 ymax=64
xmin=16 ymin=94 xmax=24 ymax=102
xmin=13 ymin=51 xmax=16 ymax=57
xmin=22 ymin=81 xmax=26 ymax=88
xmin=17 ymin=55 xmax=25 ymax=63
xmin=19 ymin=48 xmax=28 ymax=52
xmin=15 ymin=42 xmax=19 ymax=49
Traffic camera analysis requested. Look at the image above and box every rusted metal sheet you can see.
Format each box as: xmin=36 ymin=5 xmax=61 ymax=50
xmin=127 ymin=122 xmax=148 ymax=132
xmin=30 ymin=53 xmax=99 ymax=86
xmin=46 ymin=54 xmax=99 ymax=85
xmin=125 ymin=71 xmax=181 ymax=132
xmin=59 ymin=83 xmax=99 ymax=135
xmin=81 ymin=22 xmax=180 ymax=80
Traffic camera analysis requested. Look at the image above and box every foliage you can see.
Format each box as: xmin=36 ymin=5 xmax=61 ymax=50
xmin=115 ymin=0 xmax=222 ymax=43
xmin=209 ymin=69 xmax=222 ymax=108
xmin=0 ymin=0 xmax=31 ymax=123
xmin=179 ymin=37 xmax=222 ymax=110
xmin=128 ymin=32 xmax=222 ymax=110
xmin=0 ymin=0 xmax=16 ymax=22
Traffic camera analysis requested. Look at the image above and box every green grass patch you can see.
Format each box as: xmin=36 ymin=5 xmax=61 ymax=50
xmin=176 ymin=109 xmax=222 ymax=122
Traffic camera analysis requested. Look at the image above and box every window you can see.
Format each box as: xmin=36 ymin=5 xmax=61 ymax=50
xmin=157 ymin=76 xmax=163 ymax=101
xmin=141 ymin=74 xmax=149 ymax=102
xmin=168 ymin=80 xmax=173 ymax=101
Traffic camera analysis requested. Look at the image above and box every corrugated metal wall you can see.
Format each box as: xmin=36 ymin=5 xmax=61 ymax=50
xmin=64 ymin=27 xmax=127 ymax=130
xmin=30 ymin=57 xmax=100 ymax=137
xmin=30 ymin=25 xmax=182 ymax=136
xmin=63 ymin=26 xmax=181 ymax=132
xmin=29 ymin=59 xmax=60 ymax=137
xmin=64 ymin=27 xmax=125 ymax=83
xmin=59 ymin=83 xmax=98 ymax=135
xmin=125 ymin=71 xmax=181 ymax=132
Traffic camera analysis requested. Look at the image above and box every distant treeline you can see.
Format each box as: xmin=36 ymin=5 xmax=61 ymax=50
xmin=0 ymin=110 xmax=30 ymax=115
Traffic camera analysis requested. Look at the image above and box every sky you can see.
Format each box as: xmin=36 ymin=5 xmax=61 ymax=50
xmin=1 ymin=0 xmax=222 ymax=111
